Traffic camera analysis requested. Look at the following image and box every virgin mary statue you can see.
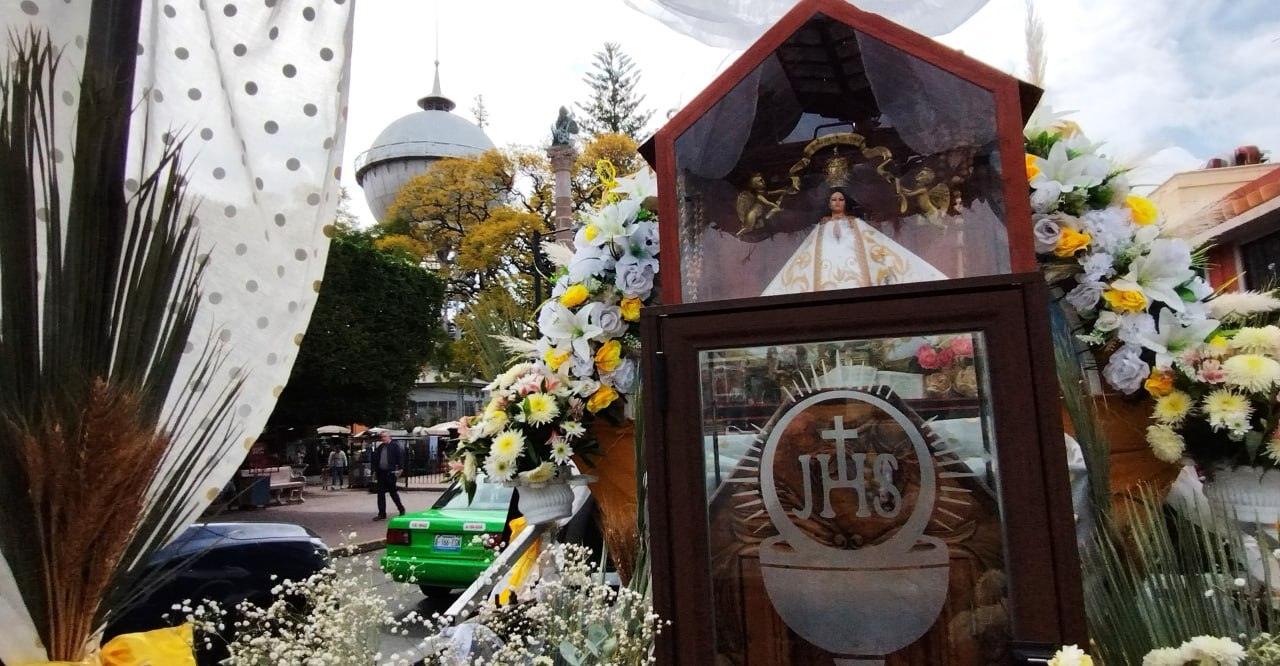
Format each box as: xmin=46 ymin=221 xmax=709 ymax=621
xmin=762 ymin=188 xmax=946 ymax=295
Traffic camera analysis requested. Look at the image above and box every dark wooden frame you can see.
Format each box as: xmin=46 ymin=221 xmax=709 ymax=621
xmin=641 ymin=273 xmax=1085 ymax=664
xmin=648 ymin=0 xmax=1038 ymax=305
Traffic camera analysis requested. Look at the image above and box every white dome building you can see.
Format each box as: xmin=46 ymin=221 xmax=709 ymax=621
xmin=354 ymin=64 xmax=494 ymax=222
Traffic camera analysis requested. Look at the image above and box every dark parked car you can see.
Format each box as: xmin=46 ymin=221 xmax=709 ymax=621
xmin=103 ymin=522 xmax=330 ymax=643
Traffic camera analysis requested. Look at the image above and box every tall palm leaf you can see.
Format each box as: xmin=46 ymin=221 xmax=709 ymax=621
xmin=0 ymin=20 xmax=239 ymax=661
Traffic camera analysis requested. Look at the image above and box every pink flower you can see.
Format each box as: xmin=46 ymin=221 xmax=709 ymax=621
xmin=937 ymin=348 xmax=955 ymax=369
xmin=1179 ymin=347 xmax=1202 ymax=366
xmin=447 ymin=459 xmax=464 ymax=475
xmin=949 ymin=336 xmax=974 ymax=357
xmin=457 ymin=416 xmax=472 ymax=438
xmin=1198 ymin=359 xmax=1227 ymax=384
xmin=916 ymin=344 xmax=941 ymax=370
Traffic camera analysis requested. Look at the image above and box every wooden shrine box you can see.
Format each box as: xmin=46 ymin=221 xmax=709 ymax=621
xmin=639 ymin=0 xmax=1086 ymax=664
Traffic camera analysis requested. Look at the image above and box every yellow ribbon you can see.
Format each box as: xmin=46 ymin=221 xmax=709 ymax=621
xmin=497 ymin=517 xmax=541 ymax=605
xmin=594 ymin=159 xmax=619 ymax=207
xmin=26 ymin=624 xmax=195 ymax=666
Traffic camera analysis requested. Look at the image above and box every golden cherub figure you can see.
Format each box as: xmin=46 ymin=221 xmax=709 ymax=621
xmin=895 ymin=166 xmax=952 ymax=226
xmin=735 ymin=172 xmax=788 ymax=236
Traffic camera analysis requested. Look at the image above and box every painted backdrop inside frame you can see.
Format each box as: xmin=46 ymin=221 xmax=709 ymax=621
xmin=672 ymin=13 xmax=1012 ymax=302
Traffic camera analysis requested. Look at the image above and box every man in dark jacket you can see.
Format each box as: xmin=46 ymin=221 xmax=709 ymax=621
xmin=372 ymin=432 xmax=405 ymax=520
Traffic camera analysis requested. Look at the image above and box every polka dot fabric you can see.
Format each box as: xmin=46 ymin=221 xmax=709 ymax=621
xmin=0 ymin=0 xmax=355 ymax=562
xmin=128 ymin=0 xmax=354 ymax=527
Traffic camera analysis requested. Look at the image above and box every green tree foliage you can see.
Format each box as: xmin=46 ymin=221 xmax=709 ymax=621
xmin=576 ymin=42 xmax=654 ymax=140
xmin=267 ymin=229 xmax=447 ymax=428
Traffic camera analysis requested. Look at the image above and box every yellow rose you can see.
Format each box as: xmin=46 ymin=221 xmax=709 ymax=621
xmin=1125 ymin=195 xmax=1158 ymax=225
xmin=586 ymin=386 xmax=619 ymax=413
xmin=594 ymin=339 xmax=622 ymax=372
xmin=619 ymin=297 xmax=642 ymax=322
xmin=1054 ymin=228 xmax=1091 ymax=257
xmin=1103 ymin=288 xmax=1147 ymax=313
xmin=584 ymin=225 xmax=599 ymax=242
xmin=559 ymin=284 xmax=590 ymax=308
xmin=1144 ymin=368 xmax=1174 ymax=397
xmin=1025 ymin=154 xmax=1041 ymax=181
xmin=544 ymin=347 xmax=570 ymax=371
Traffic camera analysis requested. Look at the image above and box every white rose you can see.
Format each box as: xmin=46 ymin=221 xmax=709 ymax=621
xmin=1032 ymin=215 xmax=1061 ymax=253
xmin=1102 ymin=344 xmax=1149 ymax=394
xmin=1094 ymin=310 xmax=1121 ymax=332
xmin=602 ymin=357 xmax=639 ymax=394
xmin=593 ymin=305 xmax=629 ymax=338
xmin=615 ymin=258 xmax=655 ymax=299
xmin=1066 ymin=280 xmax=1104 ymax=312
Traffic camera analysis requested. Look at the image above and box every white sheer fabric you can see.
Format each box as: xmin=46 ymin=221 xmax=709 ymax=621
xmin=0 ymin=0 xmax=353 ymax=660
xmin=624 ymin=0 xmax=990 ymax=48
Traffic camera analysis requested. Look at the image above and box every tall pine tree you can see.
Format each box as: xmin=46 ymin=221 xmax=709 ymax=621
xmin=576 ymin=42 xmax=653 ymax=140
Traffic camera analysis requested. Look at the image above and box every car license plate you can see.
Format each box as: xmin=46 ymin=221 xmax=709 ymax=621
xmin=434 ymin=534 xmax=462 ymax=552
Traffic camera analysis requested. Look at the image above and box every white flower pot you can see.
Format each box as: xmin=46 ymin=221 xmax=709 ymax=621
xmin=1203 ymin=464 xmax=1280 ymax=537
xmin=517 ymin=479 xmax=575 ymax=525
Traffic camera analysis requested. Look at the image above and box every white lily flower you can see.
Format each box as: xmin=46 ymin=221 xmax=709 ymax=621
xmin=611 ymin=167 xmax=657 ymax=201
xmin=620 ymin=220 xmax=660 ymax=273
xmin=538 ymin=301 xmax=603 ymax=364
xmin=1138 ymin=308 xmax=1220 ymax=369
xmin=1110 ymin=238 xmax=1196 ymax=311
xmin=1030 ymin=141 xmax=1110 ymax=195
xmin=566 ymin=244 xmax=613 ymax=283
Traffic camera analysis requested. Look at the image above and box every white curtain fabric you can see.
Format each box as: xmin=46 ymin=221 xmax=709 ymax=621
xmin=623 ymin=0 xmax=991 ymax=47
xmin=0 ymin=0 xmax=354 ymax=661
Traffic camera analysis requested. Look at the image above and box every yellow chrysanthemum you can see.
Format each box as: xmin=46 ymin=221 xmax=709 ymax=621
xmin=1124 ymin=195 xmax=1158 ymax=226
xmin=1229 ymin=326 xmax=1280 ymax=355
xmin=1266 ymin=432 xmax=1280 ymax=464
xmin=519 ymin=462 xmax=556 ymax=483
xmin=619 ymin=297 xmax=642 ymax=322
xmin=1102 ymin=288 xmax=1147 ymax=314
xmin=490 ymin=429 xmax=526 ymax=462
xmin=1153 ymin=390 xmax=1192 ymax=426
xmin=1025 ymin=154 xmax=1041 ymax=181
xmin=544 ymin=347 xmax=571 ymax=371
xmin=1054 ymin=227 xmax=1091 ymax=257
xmin=594 ymin=339 xmax=623 ymax=372
xmin=1223 ymin=354 xmax=1280 ymax=393
xmin=1145 ymin=424 xmax=1186 ymax=463
xmin=586 ymin=385 xmax=619 ymax=413
xmin=559 ymin=284 xmax=590 ymax=308
xmin=1205 ymin=335 xmax=1231 ymax=358
xmin=522 ymin=392 xmax=559 ymax=425
xmin=1144 ymin=368 xmax=1174 ymax=397
xmin=1202 ymin=389 xmax=1251 ymax=429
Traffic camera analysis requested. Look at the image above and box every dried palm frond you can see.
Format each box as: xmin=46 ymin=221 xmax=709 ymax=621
xmin=1206 ymin=290 xmax=1280 ymax=324
xmin=1085 ymin=487 xmax=1275 ymax=664
xmin=0 ymin=22 xmax=239 ymax=661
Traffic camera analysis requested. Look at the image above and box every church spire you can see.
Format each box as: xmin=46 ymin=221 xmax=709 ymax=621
xmin=417 ymin=60 xmax=456 ymax=112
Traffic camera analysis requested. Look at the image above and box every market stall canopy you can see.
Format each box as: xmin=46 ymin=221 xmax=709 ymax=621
xmin=316 ymin=425 xmax=351 ymax=435
xmin=423 ymin=421 xmax=460 ymax=436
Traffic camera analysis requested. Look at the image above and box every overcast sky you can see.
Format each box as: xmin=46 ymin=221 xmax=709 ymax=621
xmin=341 ymin=0 xmax=1279 ymax=225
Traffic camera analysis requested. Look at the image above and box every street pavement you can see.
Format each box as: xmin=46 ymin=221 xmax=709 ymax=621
xmin=203 ymin=479 xmax=448 ymax=550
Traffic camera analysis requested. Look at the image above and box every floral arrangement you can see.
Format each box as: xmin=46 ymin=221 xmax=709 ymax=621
xmin=420 ymin=543 xmax=660 ymax=665
xmin=1145 ymin=316 xmax=1280 ymax=467
xmin=536 ymin=167 xmax=660 ymax=421
xmin=1049 ymin=635 xmax=1252 ymax=666
xmin=451 ymin=362 xmax=601 ymax=494
xmin=1025 ymin=107 xmax=1217 ymax=398
xmin=913 ymin=335 xmax=979 ymax=398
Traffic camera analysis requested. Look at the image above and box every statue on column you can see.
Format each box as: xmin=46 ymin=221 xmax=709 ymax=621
xmin=551 ymin=106 xmax=579 ymax=146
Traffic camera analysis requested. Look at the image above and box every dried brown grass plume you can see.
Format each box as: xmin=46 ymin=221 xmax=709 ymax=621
xmin=14 ymin=380 xmax=167 ymax=660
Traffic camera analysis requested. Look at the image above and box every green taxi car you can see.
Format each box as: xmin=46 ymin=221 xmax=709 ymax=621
xmin=380 ymin=477 xmax=513 ymax=594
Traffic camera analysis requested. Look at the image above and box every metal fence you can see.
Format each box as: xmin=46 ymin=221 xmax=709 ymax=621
xmin=400 ymin=436 xmax=453 ymax=486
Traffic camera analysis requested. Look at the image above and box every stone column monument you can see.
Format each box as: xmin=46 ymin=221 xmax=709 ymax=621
xmin=547 ymin=106 xmax=579 ymax=238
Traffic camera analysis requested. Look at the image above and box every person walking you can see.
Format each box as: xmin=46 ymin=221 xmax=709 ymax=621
xmin=327 ymin=445 xmax=348 ymax=489
xmin=372 ymin=432 xmax=405 ymax=520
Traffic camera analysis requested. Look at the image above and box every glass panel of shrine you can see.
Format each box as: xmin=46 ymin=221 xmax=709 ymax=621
xmin=672 ymin=13 xmax=1010 ymax=303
